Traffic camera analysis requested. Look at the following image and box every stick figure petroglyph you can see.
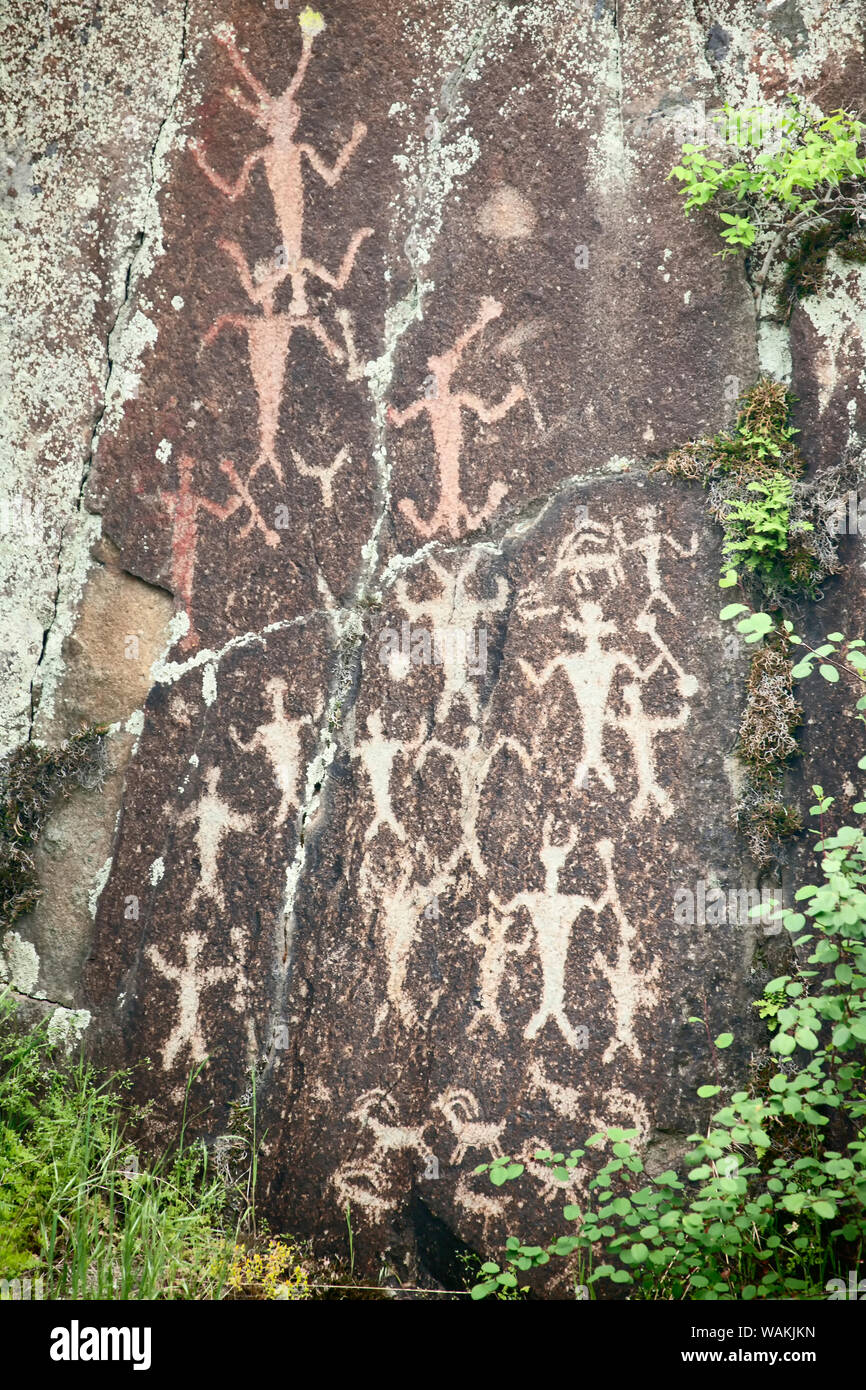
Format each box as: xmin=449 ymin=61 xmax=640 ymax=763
xmin=218 ymin=459 xmax=280 ymax=544
xmin=230 ymin=677 xmax=314 ymax=826
xmin=177 ymin=767 xmax=253 ymax=911
xmin=588 ymin=838 xmax=659 ymax=1066
xmin=189 ymin=15 xmax=371 ymax=320
xmin=613 ymin=682 xmax=689 ymax=821
xmin=145 ymin=931 xmax=236 ymax=1070
xmin=159 ymin=455 xmax=242 ymax=651
xmin=159 ymin=455 xmax=280 ymax=650
xmin=390 ymin=297 xmax=526 ymax=538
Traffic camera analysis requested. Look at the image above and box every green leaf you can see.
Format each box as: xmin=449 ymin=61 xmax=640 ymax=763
xmin=714 ymin=1033 xmax=734 ymax=1049
xmin=697 ymin=1084 xmax=721 ymax=1098
xmin=819 ymin=664 xmax=840 ymax=682
xmin=720 ymin=604 xmax=749 ymax=620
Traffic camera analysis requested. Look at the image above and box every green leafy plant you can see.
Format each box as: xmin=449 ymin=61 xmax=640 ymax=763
xmin=669 ymin=98 xmax=866 ymax=313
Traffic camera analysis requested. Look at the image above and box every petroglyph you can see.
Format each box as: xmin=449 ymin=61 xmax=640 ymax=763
xmin=191 ymin=13 xmax=371 ymax=491
xmin=589 ymin=836 xmax=660 ymax=1066
xmin=231 ymin=677 xmax=316 ymax=826
xmin=176 ymin=767 xmax=253 ymax=911
xmin=291 ymin=445 xmax=351 ymax=509
xmin=159 ymin=456 xmax=242 ymax=651
xmin=357 ymin=711 xmax=422 ymax=845
xmin=519 ymin=510 xmax=698 ymax=807
xmin=438 ymin=1088 xmax=505 ymax=1164
xmin=145 ymin=931 xmax=237 ymax=1071
xmin=366 ymin=861 xmax=447 ymax=1032
xmin=391 ymin=297 xmax=527 ymax=537
xmin=190 ymin=14 xmax=370 ymax=318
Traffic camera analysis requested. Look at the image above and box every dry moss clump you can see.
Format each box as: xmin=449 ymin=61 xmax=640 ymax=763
xmin=779 ymin=211 xmax=866 ymax=321
xmin=738 ymin=647 xmax=803 ymax=774
xmin=657 ymin=380 xmax=850 ymax=601
xmin=0 ymin=727 xmax=108 ymax=929
xmin=733 ymin=646 xmax=804 ymax=868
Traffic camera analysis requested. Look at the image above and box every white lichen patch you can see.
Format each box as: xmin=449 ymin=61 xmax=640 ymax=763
xmin=125 ymin=709 xmax=145 ymax=736
xmin=149 ymin=856 xmax=166 ymax=886
xmin=0 ymin=0 xmax=191 ymax=754
xmin=46 ymin=1006 xmax=92 ymax=1053
xmin=201 ymin=662 xmax=218 ymax=706
xmin=801 ymin=256 xmax=866 ymax=414
xmin=0 ymin=930 xmax=41 ymax=995
xmin=88 ymin=856 xmax=113 ymax=919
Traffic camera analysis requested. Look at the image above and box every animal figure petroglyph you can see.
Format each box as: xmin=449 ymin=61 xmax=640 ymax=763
xmin=332 ymin=1086 xmax=507 ymax=1224
xmin=391 ymin=297 xmax=526 ymax=537
xmin=437 ymin=1089 xmax=506 ymax=1164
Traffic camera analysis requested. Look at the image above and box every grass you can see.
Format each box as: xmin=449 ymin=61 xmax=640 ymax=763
xmin=0 ymin=991 xmax=422 ymax=1300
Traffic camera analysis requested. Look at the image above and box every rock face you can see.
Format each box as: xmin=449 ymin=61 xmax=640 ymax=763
xmin=3 ymin=1 xmax=866 ymax=1281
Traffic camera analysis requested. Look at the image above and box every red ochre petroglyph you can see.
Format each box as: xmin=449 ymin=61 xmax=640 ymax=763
xmin=390 ymin=297 xmax=527 ymax=538
xmin=191 ymin=14 xmax=372 ymax=488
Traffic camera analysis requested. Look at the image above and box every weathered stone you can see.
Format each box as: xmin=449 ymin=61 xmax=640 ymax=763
xmin=3 ymin=0 xmax=866 ymax=1288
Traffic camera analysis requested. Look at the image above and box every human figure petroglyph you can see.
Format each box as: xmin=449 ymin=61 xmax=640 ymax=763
xmin=159 ymin=455 xmax=279 ymax=651
xmin=519 ymin=600 xmax=643 ymax=793
xmin=613 ymin=682 xmax=689 ymax=821
xmin=588 ymin=838 xmax=659 ymax=1066
xmin=177 ymin=767 xmax=253 ymax=911
xmin=189 ymin=14 xmax=371 ymax=321
xmin=390 ymin=297 xmax=527 ymax=538
xmin=491 ymin=816 xmax=587 ymax=1047
xmin=230 ymin=677 xmax=314 ymax=826
xmin=146 ymin=932 xmax=235 ymax=1070
xmin=476 ymin=820 xmax=657 ymax=1056
xmin=357 ymin=711 xmax=423 ymax=845
xmin=466 ymin=895 xmax=534 ymax=1036
xmin=391 ymin=551 xmax=508 ymax=725
xmin=159 ymin=455 xmax=242 ymax=651
xmin=202 ymin=258 xmax=351 ymax=488
xmin=367 ymin=863 xmax=447 ymax=1033
xmin=519 ymin=597 xmax=696 ymax=796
